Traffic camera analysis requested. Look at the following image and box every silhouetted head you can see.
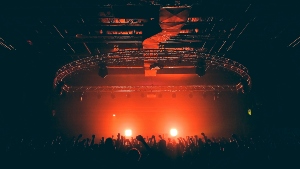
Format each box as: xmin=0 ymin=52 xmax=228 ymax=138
xmin=158 ymin=139 xmax=167 ymax=150
xmin=127 ymin=148 xmax=141 ymax=162
xmin=105 ymin=138 xmax=114 ymax=147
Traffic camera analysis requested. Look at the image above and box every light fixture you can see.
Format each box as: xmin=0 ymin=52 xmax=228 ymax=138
xmin=170 ymin=128 xmax=178 ymax=137
xmin=125 ymin=129 xmax=132 ymax=137
xmin=98 ymin=61 xmax=108 ymax=78
xmin=248 ymin=109 xmax=252 ymax=116
xmin=80 ymin=92 xmax=84 ymax=101
xmin=196 ymin=57 xmax=206 ymax=77
xmin=213 ymin=92 xmax=219 ymax=101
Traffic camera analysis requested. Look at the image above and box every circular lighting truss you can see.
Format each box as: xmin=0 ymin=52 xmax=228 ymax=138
xmin=53 ymin=49 xmax=251 ymax=94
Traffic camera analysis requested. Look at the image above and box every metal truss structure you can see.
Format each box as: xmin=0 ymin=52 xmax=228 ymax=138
xmin=64 ymin=85 xmax=238 ymax=93
xmin=2 ymin=1 xmax=298 ymax=96
xmin=54 ymin=49 xmax=251 ymax=93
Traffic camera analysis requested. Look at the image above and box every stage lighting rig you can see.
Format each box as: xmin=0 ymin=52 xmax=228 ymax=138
xmin=241 ymin=79 xmax=249 ymax=93
xmin=98 ymin=61 xmax=108 ymax=78
xmin=55 ymin=81 xmax=64 ymax=95
xmin=53 ymin=51 xmax=252 ymax=94
xmin=195 ymin=57 xmax=206 ymax=77
xmin=178 ymin=56 xmax=183 ymax=64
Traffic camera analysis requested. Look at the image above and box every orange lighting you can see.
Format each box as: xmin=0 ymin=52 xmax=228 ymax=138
xmin=170 ymin=128 xmax=178 ymax=137
xmin=113 ymin=114 xmax=116 ymax=117
xmin=125 ymin=129 xmax=132 ymax=137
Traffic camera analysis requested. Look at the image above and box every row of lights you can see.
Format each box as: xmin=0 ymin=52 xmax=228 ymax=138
xmin=60 ymin=91 xmax=221 ymax=100
xmin=78 ymin=93 xmax=221 ymax=100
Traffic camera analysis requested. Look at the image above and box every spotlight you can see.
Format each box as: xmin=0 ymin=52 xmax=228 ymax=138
xmin=125 ymin=129 xmax=132 ymax=137
xmin=98 ymin=62 xmax=108 ymax=78
xmin=80 ymin=93 xmax=84 ymax=101
xmin=213 ymin=92 xmax=219 ymax=101
xmin=248 ymin=109 xmax=252 ymax=116
xmin=170 ymin=128 xmax=178 ymax=137
xmin=196 ymin=57 xmax=206 ymax=77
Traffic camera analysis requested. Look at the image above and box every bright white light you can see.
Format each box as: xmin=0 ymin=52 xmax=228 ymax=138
xmin=170 ymin=128 xmax=178 ymax=137
xmin=125 ymin=129 xmax=132 ymax=137
xmin=113 ymin=114 xmax=116 ymax=117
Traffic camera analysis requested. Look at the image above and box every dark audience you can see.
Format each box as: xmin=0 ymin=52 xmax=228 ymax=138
xmin=2 ymin=128 xmax=300 ymax=168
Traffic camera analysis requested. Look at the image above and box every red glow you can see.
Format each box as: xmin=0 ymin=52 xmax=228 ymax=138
xmin=60 ymin=92 xmax=224 ymax=137
xmin=58 ymin=74 xmax=244 ymax=138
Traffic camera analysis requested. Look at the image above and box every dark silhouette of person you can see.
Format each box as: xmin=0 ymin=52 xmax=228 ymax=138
xmin=125 ymin=147 xmax=141 ymax=168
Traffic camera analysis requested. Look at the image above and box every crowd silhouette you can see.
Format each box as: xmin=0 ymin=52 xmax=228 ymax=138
xmin=2 ymin=127 xmax=300 ymax=168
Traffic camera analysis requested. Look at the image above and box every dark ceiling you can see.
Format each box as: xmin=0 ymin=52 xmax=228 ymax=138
xmin=1 ymin=1 xmax=299 ymax=63
xmin=1 ymin=0 xmax=300 ymax=128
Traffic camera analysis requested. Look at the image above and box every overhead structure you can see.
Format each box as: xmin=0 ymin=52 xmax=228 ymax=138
xmin=0 ymin=1 xmax=257 ymax=95
xmin=98 ymin=61 xmax=108 ymax=78
xmin=3 ymin=1 xmax=296 ymax=69
xmin=63 ymin=85 xmax=239 ymax=93
xmin=195 ymin=57 xmax=206 ymax=77
xmin=143 ymin=7 xmax=191 ymax=76
xmin=53 ymin=49 xmax=252 ymax=93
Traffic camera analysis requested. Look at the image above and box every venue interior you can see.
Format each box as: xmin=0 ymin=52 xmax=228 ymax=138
xmin=1 ymin=0 xmax=300 ymax=139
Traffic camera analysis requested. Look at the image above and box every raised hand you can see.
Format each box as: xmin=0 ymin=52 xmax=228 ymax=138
xmin=136 ymin=135 xmax=151 ymax=151
xmin=136 ymin=135 xmax=145 ymax=142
